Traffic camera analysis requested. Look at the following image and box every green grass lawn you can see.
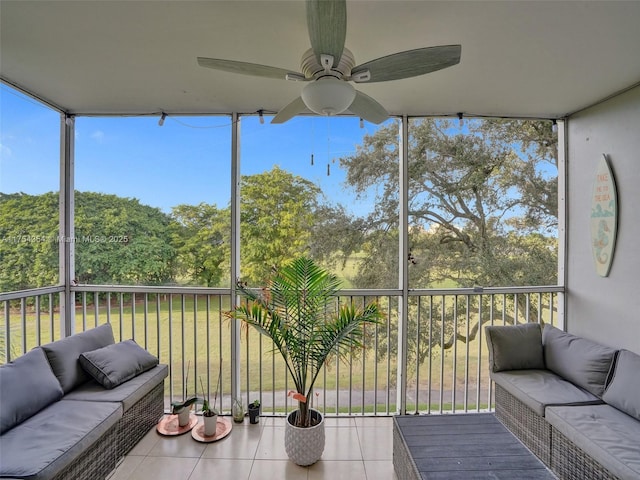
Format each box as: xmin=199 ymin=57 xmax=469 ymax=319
xmin=3 ymin=294 xmax=399 ymax=410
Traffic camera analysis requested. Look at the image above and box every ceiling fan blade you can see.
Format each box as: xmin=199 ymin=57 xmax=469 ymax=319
xmin=351 ymin=45 xmax=462 ymax=83
xmin=348 ymin=90 xmax=389 ymax=125
xmin=197 ymin=57 xmax=304 ymax=81
xmin=271 ymin=96 xmax=308 ymax=124
xmin=306 ymin=0 xmax=346 ymax=67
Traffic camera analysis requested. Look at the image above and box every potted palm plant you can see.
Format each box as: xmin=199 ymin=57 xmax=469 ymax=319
xmin=226 ymin=257 xmax=382 ymax=465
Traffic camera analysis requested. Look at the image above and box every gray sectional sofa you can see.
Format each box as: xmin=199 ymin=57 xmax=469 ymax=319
xmin=0 ymin=323 xmax=168 ymax=480
xmin=485 ymin=323 xmax=640 ymax=480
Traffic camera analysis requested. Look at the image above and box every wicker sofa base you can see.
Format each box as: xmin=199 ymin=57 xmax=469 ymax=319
xmin=116 ymin=382 xmax=165 ymax=458
xmin=495 ymin=385 xmax=626 ymax=480
xmin=495 ymin=384 xmax=552 ymax=467
xmin=392 ymin=418 xmax=421 ymax=480
xmin=51 ymin=382 xmax=165 ymax=480
xmin=551 ymin=425 xmax=617 ymax=480
xmin=51 ymin=417 xmax=120 ymax=480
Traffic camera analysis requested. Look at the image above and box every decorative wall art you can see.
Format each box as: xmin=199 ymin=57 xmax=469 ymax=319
xmin=590 ymin=154 xmax=618 ymax=277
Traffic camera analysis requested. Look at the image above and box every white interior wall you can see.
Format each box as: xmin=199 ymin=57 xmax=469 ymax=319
xmin=566 ymin=85 xmax=640 ymax=353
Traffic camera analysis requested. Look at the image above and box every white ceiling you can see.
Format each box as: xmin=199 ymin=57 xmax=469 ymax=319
xmin=1 ymin=0 xmax=639 ymax=120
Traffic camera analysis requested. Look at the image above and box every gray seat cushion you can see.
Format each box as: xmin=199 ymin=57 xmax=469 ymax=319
xmin=79 ymin=339 xmax=159 ymax=389
xmin=546 ymin=404 xmax=640 ymax=480
xmin=542 ymin=325 xmax=617 ymax=398
xmin=65 ymin=364 xmax=168 ymax=411
xmin=485 ymin=323 xmax=545 ymax=372
xmin=492 ymin=369 xmax=603 ymax=416
xmin=0 ymin=348 xmax=64 ymax=434
xmin=41 ymin=323 xmax=115 ymax=393
xmin=603 ymin=349 xmax=640 ymax=421
xmin=0 ymin=399 xmax=121 ymax=480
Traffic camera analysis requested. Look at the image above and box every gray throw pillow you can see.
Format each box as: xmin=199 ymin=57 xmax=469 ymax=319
xmin=41 ymin=323 xmax=115 ymax=393
xmin=543 ymin=325 xmax=617 ymax=398
xmin=603 ymin=350 xmax=640 ymax=420
xmin=0 ymin=348 xmax=64 ymax=433
xmin=485 ymin=323 xmax=544 ymax=372
xmin=79 ymin=339 xmax=159 ymax=389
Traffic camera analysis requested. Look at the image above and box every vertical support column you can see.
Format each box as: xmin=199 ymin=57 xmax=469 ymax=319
xmin=230 ymin=113 xmax=241 ymax=403
xmin=396 ymin=116 xmax=409 ymax=414
xmin=59 ymin=113 xmax=75 ymax=338
xmin=557 ymin=119 xmax=567 ymax=331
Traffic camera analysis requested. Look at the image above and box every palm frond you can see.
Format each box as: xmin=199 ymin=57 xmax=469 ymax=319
xmin=225 ymin=257 xmax=383 ymax=426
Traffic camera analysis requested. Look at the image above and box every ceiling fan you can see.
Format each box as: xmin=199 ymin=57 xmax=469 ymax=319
xmin=197 ymin=0 xmax=461 ymax=124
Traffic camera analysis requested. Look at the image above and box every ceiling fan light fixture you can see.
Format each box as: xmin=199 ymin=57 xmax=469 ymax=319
xmin=301 ymin=77 xmax=356 ymax=116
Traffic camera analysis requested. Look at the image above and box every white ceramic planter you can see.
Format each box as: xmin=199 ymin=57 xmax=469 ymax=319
xmin=177 ymin=407 xmax=191 ymax=427
xmin=284 ymin=409 xmax=325 ymax=466
xmin=203 ymin=413 xmax=218 ymax=436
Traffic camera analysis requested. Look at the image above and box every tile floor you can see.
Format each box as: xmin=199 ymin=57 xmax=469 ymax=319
xmin=108 ymin=416 xmax=398 ymax=480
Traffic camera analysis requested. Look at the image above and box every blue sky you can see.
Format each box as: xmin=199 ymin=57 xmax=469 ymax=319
xmin=1 ymin=84 xmax=386 ymax=216
xmin=1 ymin=83 xmax=556 ymax=226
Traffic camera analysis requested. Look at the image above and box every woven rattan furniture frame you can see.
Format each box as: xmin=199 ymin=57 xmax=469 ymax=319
xmin=50 ymin=381 xmax=165 ymax=480
xmin=50 ymin=416 xmax=119 ymax=480
xmin=551 ymin=425 xmax=617 ymax=480
xmin=116 ymin=382 xmax=165 ymax=458
xmin=495 ymin=383 xmax=552 ymax=467
xmin=392 ymin=417 xmax=421 ymax=480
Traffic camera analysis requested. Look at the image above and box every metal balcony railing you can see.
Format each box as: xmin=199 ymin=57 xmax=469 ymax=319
xmin=1 ymin=285 xmax=563 ymax=417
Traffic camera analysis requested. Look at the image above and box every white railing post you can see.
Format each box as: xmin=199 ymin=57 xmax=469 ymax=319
xmin=59 ymin=113 xmax=75 ymax=338
xmin=230 ymin=113 xmax=241 ymax=404
xmin=557 ymin=119 xmax=567 ymax=331
xmin=397 ymin=116 xmax=409 ymax=414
